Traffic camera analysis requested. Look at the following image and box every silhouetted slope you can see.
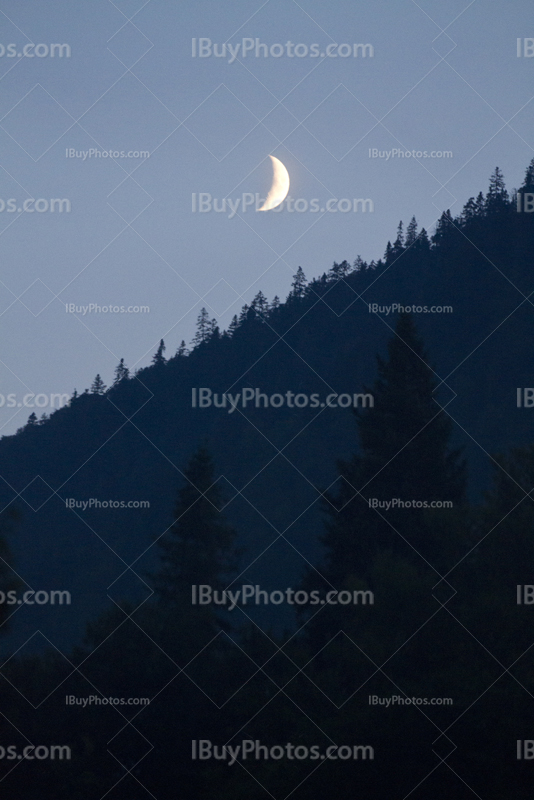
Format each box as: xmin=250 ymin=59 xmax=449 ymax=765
xmin=1 ymin=165 xmax=533 ymax=650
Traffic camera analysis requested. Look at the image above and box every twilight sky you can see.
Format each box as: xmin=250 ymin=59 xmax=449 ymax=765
xmin=0 ymin=0 xmax=532 ymax=433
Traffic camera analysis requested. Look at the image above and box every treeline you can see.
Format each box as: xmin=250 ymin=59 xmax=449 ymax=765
xmin=14 ymin=160 xmax=534 ymax=425
xmin=1 ymin=311 xmax=534 ymax=798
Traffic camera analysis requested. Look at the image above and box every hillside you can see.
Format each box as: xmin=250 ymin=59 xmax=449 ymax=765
xmin=1 ymin=163 xmax=534 ymax=652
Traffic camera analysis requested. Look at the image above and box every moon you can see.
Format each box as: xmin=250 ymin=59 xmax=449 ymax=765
xmin=258 ymin=155 xmax=290 ymax=211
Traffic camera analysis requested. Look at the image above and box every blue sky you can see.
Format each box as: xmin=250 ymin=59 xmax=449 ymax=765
xmin=0 ymin=0 xmax=532 ymax=433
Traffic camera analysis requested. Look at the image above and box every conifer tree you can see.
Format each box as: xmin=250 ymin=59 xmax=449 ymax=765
xmin=112 ymin=358 xmax=129 ymax=385
xmin=288 ymin=266 xmax=307 ymax=300
xmin=252 ymin=291 xmax=269 ymax=317
xmin=192 ymin=308 xmax=212 ymax=347
xmin=227 ymin=315 xmax=239 ymax=336
xmin=485 ymin=166 xmax=509 ymax=214
xmin=90 ymin=374 xmax=106 ymax=395
xmin=328 ymin=260 xmax=351 ymax=280
xmin=475 ymin=191 xmax=485 ymax=216
xmin=152 ymin=339 xmax=166 ymax=365
xmin=209 ymin=317 xmax=220 ymax=340
xmin=154 ymin=447 xmax=237 ymax=619
xmin=523 ymin=157 xmax=534 ymax=191
xmin=320 ymin=313 xmax=466 ymax=582
xmin=461 ymin=197 xmax=478 ymax=224
xmin=416 ymin=228 xmax=430 ymax=250
xmin=393 ymin=220 xmax=404 ymax=250
xmin=431 ymin=210 xmax=454 ymax=245
xmin=405 ymin=216 xmax=418 ymax=246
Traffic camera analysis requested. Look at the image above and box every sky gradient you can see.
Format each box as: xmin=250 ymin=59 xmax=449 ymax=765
xmin=0 ymin=0 xmax=532 ymax=433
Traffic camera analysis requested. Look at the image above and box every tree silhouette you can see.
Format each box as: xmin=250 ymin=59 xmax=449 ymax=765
xmin=152 ymin=339 xmax=166 ymax=365
xmin=192 ymin=308 xmax=213 ymax=347
xmin=154 ymin=447 xmax=237 ymax=610
xmin=112 ymin=358 xmax=129 ymax=385
xmin=320 ymin=313 xmax=466 ymax=584
xmin=90 ymin=374 xmax=106 ymax=394
xmin=485 ymin=166 xmax=509 ymax=213
xmin=288 ymin=266 xmax=307 ymax=300
xmin=405 ymin=215 xmax=418 ymax=246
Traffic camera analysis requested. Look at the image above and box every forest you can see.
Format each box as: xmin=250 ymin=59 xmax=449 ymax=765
xmin=0 ymin=163 xmax=533 ymax=797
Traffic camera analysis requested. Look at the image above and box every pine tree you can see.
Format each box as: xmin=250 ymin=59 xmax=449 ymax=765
xmin=405 ymin=216 xmax=418 ymax=246
xmin=252 ymin=291 xmax=269 ymax=318
xmin=432 ymin=210 xmax=454 ymax=245
xmin=461 ymin=197 xmax=478 ymax=225
xmin=238 ymin=304 xmax=249 ymax=325
xmin=209 ymin=317 xmax=220 ymax=340
xmin=485 ymin=167 xmax=509 ymax=214
xmin=270 ymin=295 xmax=280 ymax=311
xmin=112 ymin=358 xmax=129 ymax=385
xmin=26 ymin=412 xmax=38 ymax=426
xmin=328 ymin=260 xmax=351 ymax=280
xmin=393 ymin=220 xmax=404 ymax=250
xmin=154 ymin=447 xmax=237 ymax=613
xmin=227 ymin=315 xmax=239 ymax=336
xmin=475 ymin=191 xmax=485 ymax=216
xmin=90 ymin=374 xmax=106 ymax=395
xmin=523 ymin=157 xmax=534 ymax=191
xmin=416 ymin=228 xmax=430 ymax=250
xmin=152 ymin=339 xmax=166 ymax=365
xmin=288 ymin=266 xmax=307 ymax=300
xmin=192 ymin=308 xmax=212 ymax=347
xmin=320 ymin=313 xmax=466 ymax=581
xmin=176 ymin=340 xmax=189 ymax=356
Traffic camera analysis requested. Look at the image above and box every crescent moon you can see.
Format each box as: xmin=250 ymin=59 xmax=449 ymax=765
xmin=258 ymin=155 xmax=290 ymax=211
